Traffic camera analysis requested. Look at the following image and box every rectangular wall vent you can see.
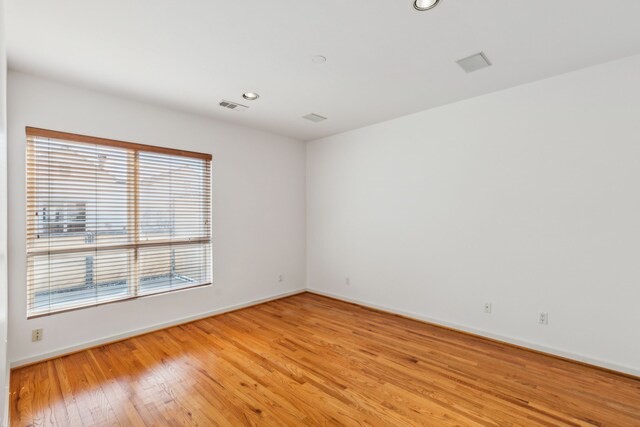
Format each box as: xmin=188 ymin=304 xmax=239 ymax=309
xmin=303 ymin=113 xmax=327 ymax=122
xmin=456 ymin=52 xmax=492 ymax=73
xmin=219 ymin=100 xmax=249 ymax=112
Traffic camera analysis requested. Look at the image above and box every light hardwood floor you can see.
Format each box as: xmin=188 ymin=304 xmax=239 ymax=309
xmin=10 ymin=292 xmax=640 ymax=426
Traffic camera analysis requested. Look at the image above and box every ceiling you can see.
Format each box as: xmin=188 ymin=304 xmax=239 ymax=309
xmin=6 ymin=1 xmax=640 ymax=141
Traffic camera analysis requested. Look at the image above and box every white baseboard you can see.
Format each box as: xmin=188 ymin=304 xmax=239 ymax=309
xmin=307 ymin=288 xmax=640 ymax=378
xmin=11 ymin=289 xmax=305 ymax=369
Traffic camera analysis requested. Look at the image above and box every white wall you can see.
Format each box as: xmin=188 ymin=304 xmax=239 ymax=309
xmin=8 ymin=71 xmax=306 ymax=365
xmin=0 ymin=0 xmax=9 ymax=423
xmin=307 ymin=54 xmax=640 ymax=376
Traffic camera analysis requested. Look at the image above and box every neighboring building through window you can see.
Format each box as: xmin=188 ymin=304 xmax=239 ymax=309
xmin=40 ymin=202 xmax=87 ymax=235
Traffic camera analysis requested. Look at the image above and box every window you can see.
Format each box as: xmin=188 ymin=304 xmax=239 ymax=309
xmin=26 ymin=127 xmax=212 ymax=317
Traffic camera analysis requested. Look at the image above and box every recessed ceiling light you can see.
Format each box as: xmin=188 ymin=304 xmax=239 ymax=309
xmin=242 ymin=92 xmax=259 ymax=101
xmin=312 ymin=55 xmax=327 ymax=64
xmin=413 ymin=0 xmax=441 ymax=11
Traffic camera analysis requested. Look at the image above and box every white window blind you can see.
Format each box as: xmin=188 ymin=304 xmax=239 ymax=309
xmin=26 ymin=127 xmax=212 ymax=317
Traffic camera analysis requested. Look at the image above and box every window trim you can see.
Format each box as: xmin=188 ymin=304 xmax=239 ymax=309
xmin=26 ymin=127 xmax=213 ymax=318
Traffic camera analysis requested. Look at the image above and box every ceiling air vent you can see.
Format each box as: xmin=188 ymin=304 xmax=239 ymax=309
xmin=456 ymin=52 xmax=492 ymax=73
xmin=302 ymin=113 xmax=327 ymax=123
xmin=219 ymin=100 xmax=249 ymax=112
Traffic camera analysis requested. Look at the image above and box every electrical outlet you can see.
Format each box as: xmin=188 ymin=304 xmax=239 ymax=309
xmin=345 ymin=277 xmax=350 ymax=285
xmin=278 ymin=274 xmax=283 ymax=283
xmin=32 ymin=328 xmax=43 ymax=342
xmin=483 ymin=303 xmax=492 ymax=314
xmin=539 ymin=312 xmax=549 ymax=325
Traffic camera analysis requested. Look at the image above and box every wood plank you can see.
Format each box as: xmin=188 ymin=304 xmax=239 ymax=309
xmin=10 ymin=292 xmax=640 ymax=426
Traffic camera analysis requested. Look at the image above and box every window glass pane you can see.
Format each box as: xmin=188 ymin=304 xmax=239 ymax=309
xmin=138 ymin=243 xmax=210 ymax=295
xmin=138 ymin=152 xmax=210 ymax=242
xmin=29 ymin=139 xmax=131 ymax=253
xmin=28 ymin=249 xmax=133 ymax=314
